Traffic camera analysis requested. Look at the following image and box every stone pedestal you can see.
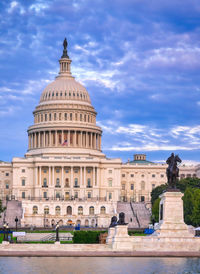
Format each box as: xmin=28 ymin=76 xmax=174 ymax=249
xmin=154 ymin=191 xmax=193 ymax=237
xmin=106 ymin=227 xmax=115 ymax=245
xmin=112 ymin=225 xmax=132 ymax=250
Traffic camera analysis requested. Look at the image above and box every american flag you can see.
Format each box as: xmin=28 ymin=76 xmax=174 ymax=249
xmin=62 ymin=139 xmax=68 ymax=146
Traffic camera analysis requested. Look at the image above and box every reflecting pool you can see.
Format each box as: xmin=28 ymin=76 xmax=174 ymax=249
xmin=0 ymin=257 xmax=200 ymax=274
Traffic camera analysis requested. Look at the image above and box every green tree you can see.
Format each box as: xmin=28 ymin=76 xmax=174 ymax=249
xmin=151 ymin=198 xmax=160 ymax=222
xmin=191 ymin=189 xmax=200 ymax=227
xmin=151 ymin=184 xmax=167 ymax=205
xmin=182 ymin=187 xmax=194 ymax=225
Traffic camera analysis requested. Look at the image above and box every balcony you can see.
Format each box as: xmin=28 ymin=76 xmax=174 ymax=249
xmin=74 ymin=185 xmax=80 ymax=188
xmin=55 ymin=185 xmax=61 ymax=188
xmin=42 ymin=185 xmax=48 ymax=188
xmin=86 ymin=185 xmax=92 ymax=188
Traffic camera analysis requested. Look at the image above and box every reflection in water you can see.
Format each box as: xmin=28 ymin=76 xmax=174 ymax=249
xmin=0 ymin=257 xmax=200 ymax=274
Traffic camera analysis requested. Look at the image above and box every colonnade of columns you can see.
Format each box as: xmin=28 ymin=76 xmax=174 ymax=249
xmin=33 ymin=165 xmax=100 ymax=199
xmin=28 ymin=130 xmax=101 ymax=150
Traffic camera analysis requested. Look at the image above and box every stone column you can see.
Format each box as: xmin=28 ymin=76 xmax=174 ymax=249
xmin=55 ymin=130 xmax=57 ymax=147
xmin=38 ymin=132 xmax=41 ymax=148
xmin=71 ymin=167 xmax=73 ymax=187
xmin=49 ymin=131 xmax=52 ymax=147
xmin=43 ymin=131 xmax=46 ymax=147
xmin=52 ymin=167 xmax=55 ymax=186
xmin=90 ymin=133 xmax=93 ymax=148
xmin=94 ymin=133 xmax=96 ymax=149
xmin=49 ymin=166 xmax=51 ymax=186
xmin=74 ymin=131 xmax=77 ymax=147
xmin=34 ymin=133 xmax=36 ymax=148
xmin=35 ymin=167 xmax=38 ymax=186
xmin=93 ymin=166 xmax=95 ymax=186
xmin=97 ymin=168 xmax=100 ymax=187
xmin=61 ymin=166 xmax=64 ymax=188
xmin=68 ymin=130 xmax=70 ymax=147
xmin=39 ymin=166 xmax=42 ymax=187
xmin=99 ymin=135 xmax=101 ymax=150
xmin=80 ymin=131 xmax=82 ymax=147
xmin=83 ymin=167 xmax=86 ymax=188
xmin=28 ymin=135 xmax=31 ymax=149
xmin=80 ymin=166 xmax=83 ymax=185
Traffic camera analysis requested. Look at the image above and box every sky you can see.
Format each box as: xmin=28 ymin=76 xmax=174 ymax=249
xmin=0 ymin=0 xmax=200 ymax=165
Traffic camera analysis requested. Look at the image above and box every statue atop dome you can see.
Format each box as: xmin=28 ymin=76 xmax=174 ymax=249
xmin=62 ymin=38 xmax=69 ymax=58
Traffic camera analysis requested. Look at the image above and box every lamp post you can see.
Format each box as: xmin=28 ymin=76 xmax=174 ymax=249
xmin=15 ymin=216 xmax=19 ymax=231
xmin=55 ymin=223 xmax=59 ymax=242
xmin=3 ymin=223 xmax=6 ymax=241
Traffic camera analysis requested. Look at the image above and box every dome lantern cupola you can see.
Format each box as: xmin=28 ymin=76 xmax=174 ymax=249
xmin=58 ymin=38 xmax=73 ymax=79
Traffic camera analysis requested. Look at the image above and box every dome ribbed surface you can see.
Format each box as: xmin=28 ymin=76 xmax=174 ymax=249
xmin=40 ymin=78 xmax=91 ymax=104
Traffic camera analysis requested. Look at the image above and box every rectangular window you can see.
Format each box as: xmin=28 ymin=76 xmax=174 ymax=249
xmin=22 ymin=179 xmax=25 ymax=186
xmin=80 ymin=114 xmax=82 ymax=121
xmin=43 ymin=192 xmax=47 ymax=198
xmin=54 ymin=113 xmax=56 ymax=120
xmin=122 ymin=174 xmax=125 ymax=177
xmin=122 ymin=184 xmax=125 ymax=190
xmin=161 ymin=174 xmax=164 ymax=178
xmin=5 ymin=173 xmax=9 ymax=176
xmin=152 ymin=174 xmax=155 ymax=178
xmin=59 ymin=113 xmax=61 ymax=120
xmin=70 ymin=113 xmax=72 ymax=121
xmin=65 ymin=169 xmax=69 ymax=173
xmin=6 ymin=184 xmax=9 ymax=189
xmin=74 ymin=169 xmax=78 ymax=173
xmin=109 ymin=193 xmax=112 ymax=200
xmin=65 ymin=113 xmax=67 ymax=120
xmin=49 ymin=113 xmax=51 ymax=121
xmin=88 ymin=192 xmax=91 ymax=198
xmin=45 ymin=114 xmax=47 ymax=121
xmin=87 ymin=169 xmax=91 ymax=173
xmin=22 ymin=192 xmax=25 ymax=199
xmin=74 ymin=192 xmax=78 ymax=198
xmin=108 ymin=179 xmax=112 ymax=187
xmin=130 ymin=174 xmax=134 ymax=177
xmin=22 ymin=169 xmax=25 ymax=173
xmin=131 ymin=184 xmax=134 ymax=190
xmin=152 ymin=184 xmax=155 ymax=189
xmin=108 ymin=170 xmax=112 ymax=174
xmin=56 ymin=169 xmax=60 ymax=173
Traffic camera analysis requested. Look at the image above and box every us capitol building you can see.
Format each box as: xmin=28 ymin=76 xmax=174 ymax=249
xmin=0 ymin=39 xmax=199 ymax=228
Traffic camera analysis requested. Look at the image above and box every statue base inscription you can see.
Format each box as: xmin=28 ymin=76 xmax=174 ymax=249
xmin=153 ymin=191 xmax=193 ymax=238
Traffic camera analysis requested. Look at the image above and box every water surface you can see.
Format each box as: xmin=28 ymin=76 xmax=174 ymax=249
xmin=0 ymin=257 xmax=200 ymax=274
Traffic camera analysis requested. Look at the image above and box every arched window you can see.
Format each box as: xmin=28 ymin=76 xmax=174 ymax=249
xmin=56 ymin=178 xmax=60 ymax=187
xmin=91 ymin=219 xmax=95 ymax=227
xmin=67 ymin=206 xmax=72 ymax=215
xmin=87 ymin=178 xmax=91 ymax=187
xmin=141 ymin=181 xmax=145 ymax=190
xmin=33 ymin=206 xmax=38 ymax=214
xmin=43 ymin=178 xmax=47 ymax=187
xmin=100 ymin=206 xmax=106 ymax=214
xmin=89 ymin=206 xmax=94 ymax=215
xmin=44 ymin=206 xmax=49 ymax=215
xmin=65 ymin=178 xmax=69 ymax=187
xmin=76 ymin=219 xmax=81 ymax=225
xmin=55 ymin=206 xmax=61 ymax=215
xmin=85 ymin=219 xmax=89 ymax=227
xmin=78 ymin=206 xmax=83 ymax=215
xmin=74 ymin=178 xmax=78 ymax=187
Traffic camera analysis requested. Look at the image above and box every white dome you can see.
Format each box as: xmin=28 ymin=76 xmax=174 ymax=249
xmin=40 ymin=77 xmax=91 ymax=104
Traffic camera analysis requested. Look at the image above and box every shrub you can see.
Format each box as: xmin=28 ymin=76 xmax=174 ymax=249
xmin=73 ymin=231 xmax=106 ymax=244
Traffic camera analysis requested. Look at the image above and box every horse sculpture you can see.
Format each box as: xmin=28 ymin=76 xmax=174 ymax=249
xmin=166 ymin=153 xmax=182 ymax=189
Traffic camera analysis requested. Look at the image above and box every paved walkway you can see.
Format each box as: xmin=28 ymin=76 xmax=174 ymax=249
xmin=0 ymin=244 xmax=200 ymax=257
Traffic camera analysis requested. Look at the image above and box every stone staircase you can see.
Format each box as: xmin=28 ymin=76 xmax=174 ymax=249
xmin=117 ymin=202 xmax=139 ymax=228
xmin=131 ymin=202 xmax=151 ymax=228
xmin=117 ymin=202 xmax=151 ymax=228
xmin=0 ymin=200 xmax=23 ymax=228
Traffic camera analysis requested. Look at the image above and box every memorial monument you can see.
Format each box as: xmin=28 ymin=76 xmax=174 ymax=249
xmin=153 ymin=153 xmax=193 ymax=237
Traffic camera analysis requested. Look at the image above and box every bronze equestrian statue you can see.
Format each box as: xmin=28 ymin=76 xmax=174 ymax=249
xmin=166 ymin=153 xmax=182 ymax=189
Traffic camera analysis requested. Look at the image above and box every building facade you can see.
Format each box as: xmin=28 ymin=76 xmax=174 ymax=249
xmin=0 ymin=41 xmax=199 ymax=228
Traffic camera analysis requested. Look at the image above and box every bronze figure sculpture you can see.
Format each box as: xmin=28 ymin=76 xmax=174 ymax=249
xmin=62 ymin=37 xmax=69 ymax=58
xmin=117 ymin=212 xmax=127 ymax=225
xmin=166 ymin=153 xmax=182 ymax=189
xmin=109 ymin=216 xmax=117 ymax=227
